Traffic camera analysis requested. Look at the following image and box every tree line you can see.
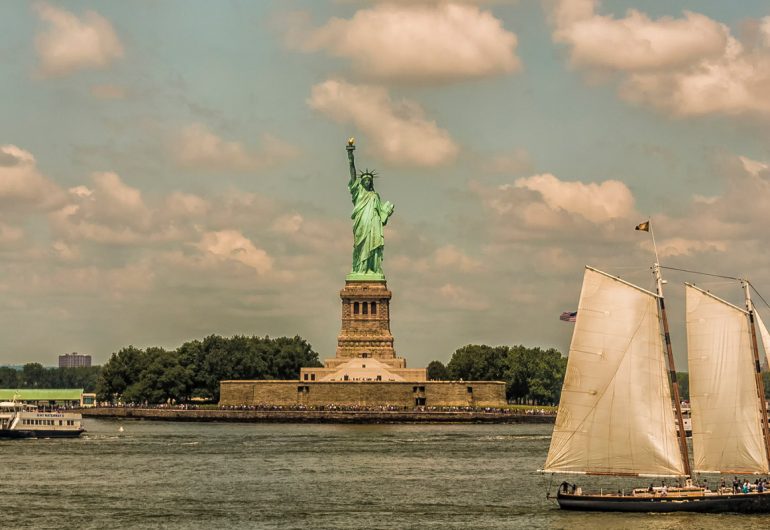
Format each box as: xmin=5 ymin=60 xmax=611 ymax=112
xmin=0 ymin=364 xmax=101 ymax=392
xmin=427 ymin=349 xmax=770 ymax=404
xmin=427 ymin=344 xmax=567 ymax=405
xmin=96 ymin=334 xmax=321 ymax=403
xmin=19 ymin=338 xmax=768 ymax=406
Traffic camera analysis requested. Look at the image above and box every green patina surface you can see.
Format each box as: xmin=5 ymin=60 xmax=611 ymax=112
xmin=0 ymin=388 xmax=83 ymax=401
xmin=346 ymin=140 xmax=394 ymax=281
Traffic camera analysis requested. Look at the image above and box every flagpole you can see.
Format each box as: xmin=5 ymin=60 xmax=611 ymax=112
xmin=648 ymin=218 xmax=660 ymax=267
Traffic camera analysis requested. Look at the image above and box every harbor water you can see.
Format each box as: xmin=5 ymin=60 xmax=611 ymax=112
xmin=5 ymin=420 xmax=768 ymax=529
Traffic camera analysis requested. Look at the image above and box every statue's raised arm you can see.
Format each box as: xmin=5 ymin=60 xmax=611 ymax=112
xmin=347 ymin=137 xmax=357 ymax=185
xmin=344 ymin=138 xmax=394 ymax=281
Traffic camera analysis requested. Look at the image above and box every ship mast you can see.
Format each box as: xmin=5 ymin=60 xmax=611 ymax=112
xmin=743 ymin=280 xmax=770 ymax=468
xmin=654 ymin=262 xmax=691 ymax=477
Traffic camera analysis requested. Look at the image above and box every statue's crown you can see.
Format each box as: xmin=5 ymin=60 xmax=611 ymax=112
xmin=359 ymin=168 xmax=378 ymax=180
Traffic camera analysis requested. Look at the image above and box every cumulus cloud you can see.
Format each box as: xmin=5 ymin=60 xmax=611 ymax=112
xmin=552 ymin=1 xmax=728 ymax=71
xmin=550 ymin=0 xmax=770 ymax=117
xmin=35 ymin=3 xmax=124 ymax=77
xmin=289 ymin=3 xmax=520 ymax=84
xmin=51 ymin=172 xmax=162 ymax=245
xmin=174 ymin=123 xmax=298 ymax=172
xmin=0 ymin=145 xmax=65 ymax=210
xmin=511 ymin=173 xmax=634 ymax=223
xmin=197 ymin=230 xmax=273 ymax=275
xmin=308 ymin=79 xmax=458 ymax=167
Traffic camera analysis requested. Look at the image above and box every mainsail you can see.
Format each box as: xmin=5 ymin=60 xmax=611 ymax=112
xmin=543 ymin=267 xmax=686 ymax=476
xmin=685 ymin=283 xmax=769 ymax=474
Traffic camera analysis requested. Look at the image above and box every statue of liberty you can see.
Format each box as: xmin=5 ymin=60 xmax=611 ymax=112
xmin=346 ymin=138 xmax=394 ymax=280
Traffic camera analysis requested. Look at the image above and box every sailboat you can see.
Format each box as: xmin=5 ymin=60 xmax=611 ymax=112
xmin=543 ymin=264 xmax=770 ymax=513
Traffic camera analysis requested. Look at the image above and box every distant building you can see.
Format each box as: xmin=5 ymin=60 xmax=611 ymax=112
xmin=58 ymin=353 xmax=91 ymax=368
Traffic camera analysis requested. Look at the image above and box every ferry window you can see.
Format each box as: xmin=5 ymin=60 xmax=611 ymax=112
xmin=310 ymin=373 xmax=316 ymax=381
xmin=353 ymin=302 xmax=359 ymax=314
xmin=371 ymin=302 xmax=377 ymax=315
xmin=362 ymin=303 xmax=368 ymax=315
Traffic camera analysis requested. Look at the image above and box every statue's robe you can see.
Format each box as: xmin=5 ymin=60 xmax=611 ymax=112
xmin=349 ymin=177 xmax=394 ymax=274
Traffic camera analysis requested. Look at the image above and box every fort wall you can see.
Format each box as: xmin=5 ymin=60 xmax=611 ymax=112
xmin=220 ymin=380 xmax=507 ymax=408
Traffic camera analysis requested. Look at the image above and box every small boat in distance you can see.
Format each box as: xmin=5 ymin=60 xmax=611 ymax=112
xmin=542 ymin=264 xmax=770 ymax=513
xmin=0 ymin=399 xmax=85 ymax=438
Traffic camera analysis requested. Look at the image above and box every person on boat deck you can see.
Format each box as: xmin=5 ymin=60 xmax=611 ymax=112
xmin=660 ymin=485 xmax=668 ymax=496
xmin=742 ymin=481 xmax=750 ymax=494
xmin=759 ymin=481 xmax=765 ymax=493
xmin=733 ymin=477 xmax=740 ymax=493
xmin=648 ymin=483 xmax=654 ymax=494
xmin=720 ymin=478 xmax=726 ymax=491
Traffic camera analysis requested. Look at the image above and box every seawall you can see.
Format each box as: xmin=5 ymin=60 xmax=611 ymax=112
xmin=78 ymin=408 xmax=556 ymax=424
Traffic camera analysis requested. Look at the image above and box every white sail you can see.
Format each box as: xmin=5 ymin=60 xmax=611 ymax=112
xmin=543 ymin=267 xmax=686 ymax=476
xmin=755 ymin=312 xmax=770 ymax=370
xmin=685 ymin=284 xmax=769 ymax=474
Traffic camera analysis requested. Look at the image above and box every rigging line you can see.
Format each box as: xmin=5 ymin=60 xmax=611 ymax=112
xmin=659 ymin=265 xmax=742 ymax=281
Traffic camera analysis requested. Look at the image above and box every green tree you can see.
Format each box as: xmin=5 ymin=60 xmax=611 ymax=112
xmin=505 ymin=346 xmax=566 ymax=405
xmin=21 ymin=363 xmax=48 ymax=388
xmin=0 ymin=367 xmax=19 ymax=387
xmin=426 ymin=360 xmax=449 ymax=380
xmin=128 ymin=348 xmax=191 ymax=404
xmin=447 ymin=344 xmax=508 ymax=381
xmin=96 ymin=346 xmax=147 ymax=401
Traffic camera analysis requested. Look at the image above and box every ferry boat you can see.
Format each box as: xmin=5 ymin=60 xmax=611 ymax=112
xmin=0 ymin=400 xmax=85 ymax=438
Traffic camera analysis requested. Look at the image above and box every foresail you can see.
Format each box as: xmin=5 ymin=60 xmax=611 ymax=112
xmin=686 ymin=284 xmax=769 ymax=474
xmin=543 ymin=267 xmax=686 ymax=476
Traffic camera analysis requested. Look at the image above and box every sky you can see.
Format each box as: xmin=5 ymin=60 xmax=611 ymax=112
xmin=1 ymin=0 xmax=770 ymax=368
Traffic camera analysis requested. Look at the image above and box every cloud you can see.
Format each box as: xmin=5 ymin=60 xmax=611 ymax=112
xmin=308 ymin=79 xmax=459 ymax=167
xmin=552 ymin=1 xmax=728 ymax=71
xmin=0 ymin=224 xmax=24 ymax=246
xmin=512 ymin=173 xmax=634 ymax=223
xmin=35 ymin=3 xmax=124 ymax=77
xmin=197 ymin=230 xmax=273 ymax=275
xmin=550 ymin=0 xmax=770 ymax=117
xmin=174 ymin=123 xmax=298 ymax=172
xmin=289 ymin=3 xmax=520 ymax=84
xmin=50 ymin=172 xmax=162 ymax=245
xmin=0 ymin=145 xmax=65 ymax=210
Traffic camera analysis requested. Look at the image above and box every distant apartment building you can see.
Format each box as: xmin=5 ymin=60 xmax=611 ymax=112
xmin=58 ymin=352 xmax=91 ymax=368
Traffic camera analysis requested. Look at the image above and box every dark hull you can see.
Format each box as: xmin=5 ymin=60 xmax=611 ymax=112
xmin=0 ymin=429 xmax=84 ymax=439
xmin=557 ymin=491 xmax=770 ymax=513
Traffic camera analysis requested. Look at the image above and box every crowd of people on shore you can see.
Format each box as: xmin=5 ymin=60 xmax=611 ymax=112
xmin=89 ymin=402 xmax=555 ymax=414
xmin=216 ymin=403 xmax=554 ymax=414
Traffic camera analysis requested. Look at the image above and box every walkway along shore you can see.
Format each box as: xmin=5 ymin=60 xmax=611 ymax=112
xmin=77 ymin=407 xmax=556 ymax=424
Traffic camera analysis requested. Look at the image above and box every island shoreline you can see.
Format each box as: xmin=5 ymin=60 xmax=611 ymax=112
xmin=77 ymin=407 xmax=556 ymax=424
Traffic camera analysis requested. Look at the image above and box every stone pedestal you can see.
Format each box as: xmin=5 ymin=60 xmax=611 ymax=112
xmin=332 ymin=280 xmax=406 ymax=369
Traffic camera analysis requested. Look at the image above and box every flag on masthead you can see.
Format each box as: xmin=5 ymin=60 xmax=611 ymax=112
xmin=635 ymin=220 xmax=650 ymax=232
